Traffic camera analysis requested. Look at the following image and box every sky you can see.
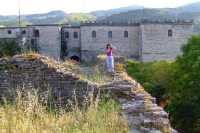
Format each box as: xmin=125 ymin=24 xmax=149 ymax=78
xmin=0 ymin=0 xmax=200 ymax=15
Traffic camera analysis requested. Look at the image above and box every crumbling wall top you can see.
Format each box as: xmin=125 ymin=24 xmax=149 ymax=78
xmin=80 ymin=21 xmax=139 ymax=26
xmin=140 ymin=19 xmax=194 ymax=25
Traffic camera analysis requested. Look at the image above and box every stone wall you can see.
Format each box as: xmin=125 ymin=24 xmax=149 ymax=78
xmin=0 ymin=55 xmax=98 ymax=104
xmin=62 ymin=26 xmax=81 ymax=59
xmin=0 ymin=27 xmax=27 ymax=38
xmin=0 ymin=55 xmax=178 ymax=132
xmin=80 ymin=25 xmax=140 ymax=61
xmin=140 ymin=22 xmax=193 ymax=61
xmin=26 ymin=25 xmax=61 ymax=61
xmin=0 ymin=20 xmax=194 ymax=62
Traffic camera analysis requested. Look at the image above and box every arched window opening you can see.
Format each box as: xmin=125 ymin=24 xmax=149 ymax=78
xmin=108 ymin=31 xmax=112 ymax=38
xmin=124 ymin=31 xmax=128 ymax=38
xmin=22 ymin=30 xmax=26 ymax=34
xmin=65 ymin=32 xmax=69 ymax=38
xmin=168 ymin=29 xmax=172 ymax=37
xmin=35 ymin=29 xmax=39 ymax=37
xmin=7 ymin=30 xmax=12 ymax=34
xmin=74 ymin=31 xmax=78 ymax=38
xmin=92 ymin=31 xmax=96 ymax=38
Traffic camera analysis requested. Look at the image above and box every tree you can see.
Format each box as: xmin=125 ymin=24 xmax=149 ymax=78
xmin=166 ymin=34 xmax=200 ymax=133
xmin=0 ymin=40 xmax=21 ymax=58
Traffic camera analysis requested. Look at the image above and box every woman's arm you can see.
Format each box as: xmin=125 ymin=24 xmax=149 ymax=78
xmin=111 ymin=45 xmax=116 ymax=50
xmin=106 ymin=47 xmax=110 ymax=53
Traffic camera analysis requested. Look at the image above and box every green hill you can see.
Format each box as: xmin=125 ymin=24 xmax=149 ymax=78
xmin=0 ymin=20 xmax=32 ymax=27
xmin=0 ymin=2 xmax=199 ymax=33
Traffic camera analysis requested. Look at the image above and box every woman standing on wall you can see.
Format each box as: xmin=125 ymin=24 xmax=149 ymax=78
xmin=106 ymin=43 xmax=116 ymax=72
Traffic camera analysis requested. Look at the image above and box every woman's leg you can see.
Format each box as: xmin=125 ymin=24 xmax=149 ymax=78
xmin=106 ymin=56 xmax=111 ymax=71
xmin=110 ymin=56 xmax=114 ymax=72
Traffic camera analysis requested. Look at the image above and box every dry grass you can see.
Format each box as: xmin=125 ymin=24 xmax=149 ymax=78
xmin=0 ymin=88 xmax=129 ymax=133
xmin=14 ymin=51 xmax=41 ymax=58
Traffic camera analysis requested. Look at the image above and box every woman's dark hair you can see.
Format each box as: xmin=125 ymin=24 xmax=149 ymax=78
xmin=106 ymin=43 xmax=111 ymax=49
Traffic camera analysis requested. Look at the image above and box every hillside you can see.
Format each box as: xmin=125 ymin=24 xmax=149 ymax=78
xmin=0 ymin=2 xmax=199 ymax=32
xmin=0 ymin=12 xmax=96 ymax=27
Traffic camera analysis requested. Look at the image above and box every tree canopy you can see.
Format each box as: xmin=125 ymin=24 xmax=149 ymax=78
xmin=166 ymin=33 xmax=200 ymax=133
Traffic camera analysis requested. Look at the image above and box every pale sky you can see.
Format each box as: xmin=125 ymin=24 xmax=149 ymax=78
xmin=0 ymin=0 xmax=200 ymax=15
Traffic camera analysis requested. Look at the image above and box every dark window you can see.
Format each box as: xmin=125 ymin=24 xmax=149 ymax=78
xmin=74 ymin=31 xmax=78 ymax=38
xmin=168 ymin=30 xmax=172 ymax=37
xmin=7 ymin=30 xmax=12 ymax=34
xmin=108 ymin=31 xmax=112 ymax=38
xmin=22 ymin=30 xmax=26 ymax=34
xmin=65 ymin=32 xmax=69 ymax=38
xmin=35 ymin=29 xmax=39 ymax=37
xmin=92 ymin=31 xmax=96 ymax=38
xmin=124 ymin=31 xmax=128 ymax=38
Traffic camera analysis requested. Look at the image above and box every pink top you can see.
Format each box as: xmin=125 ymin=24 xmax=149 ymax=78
xmin=106 ymin=48 xmax=112 ymax=56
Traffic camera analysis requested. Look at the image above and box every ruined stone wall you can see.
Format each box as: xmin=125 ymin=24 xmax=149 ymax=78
xmin=26 ymin=25 xmax=61 ymax=61
xmin=0 ymin=55 xmax=98 ymax=104
xmin=62 ymin=27 xmax=81 ymax=59
xmin=80 ymin=24 xmax=140 ymax=61
xmin=0 ymin=55 xmax=177 ymax=132
xmin=0 ymin=27 xmax=27 ymax=38
xmin=139 ymin=21 xmax=193 ymax=61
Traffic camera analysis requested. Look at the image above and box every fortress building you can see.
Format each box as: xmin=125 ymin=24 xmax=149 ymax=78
xmin=0 ymin=19 xmax=193 ymax=61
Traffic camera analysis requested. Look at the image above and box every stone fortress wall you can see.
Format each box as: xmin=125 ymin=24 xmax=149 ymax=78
xmin=139 ymin=19 xmax=193 ymax=61
xmin=26 ymin=25 xmax=62 ymax=61
xmin=0 ymin=19 xmax=194 ymax=62
xmin=0 ymin=55 xmax=178 ymax=132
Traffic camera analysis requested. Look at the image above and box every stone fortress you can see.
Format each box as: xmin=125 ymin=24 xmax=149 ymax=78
xmin=0 ymin=19 xmax=194 ymax=61
xmin=0 ymin=19 xmax=194 ymax=132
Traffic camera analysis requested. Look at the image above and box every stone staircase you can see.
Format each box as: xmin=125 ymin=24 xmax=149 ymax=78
xmin=96 ymin=56 xmax=177 ymax=133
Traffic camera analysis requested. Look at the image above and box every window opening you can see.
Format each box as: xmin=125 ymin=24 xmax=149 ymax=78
xmin=168 ymin=30 xmax=172 ymax=37
xmin=108 ymin=31 xmax=112 ymax=38
xmin=124 ymin=31 xmax=128 ymax=38
xmin=65 ymin=32 xmax=69 ymax=38
xmin=7 ymin=30 xmax=12 ymax=34
xmin=74 ymin=31 xmax=78 ymax=38
xmin=92 ymin=31 xmax=96 ymax=38
xmin=35 ymin=29 xmax=39 ymax=37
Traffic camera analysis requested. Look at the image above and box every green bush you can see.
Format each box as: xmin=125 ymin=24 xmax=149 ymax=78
xmin=126 ymin=59 xmax=172 ymax=106
xmin=0 ymin=40 xmax=21 ymax=58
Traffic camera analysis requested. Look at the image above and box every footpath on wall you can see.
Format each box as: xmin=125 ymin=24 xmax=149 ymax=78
xmin=78 ymin=56 xmax=178 ymax=133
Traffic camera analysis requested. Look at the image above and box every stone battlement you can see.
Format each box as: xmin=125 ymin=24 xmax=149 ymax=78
xmin=80 ymin=19 xmax=194 ymax=26
xmin=80 ymin=21 xmax=139 ymax=26
xmin=140 ymin=19 xmax=194 ymax=24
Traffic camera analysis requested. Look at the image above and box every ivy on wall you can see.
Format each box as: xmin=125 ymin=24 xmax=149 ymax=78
xmin=24 ymin=39 xmax=35 ymax=53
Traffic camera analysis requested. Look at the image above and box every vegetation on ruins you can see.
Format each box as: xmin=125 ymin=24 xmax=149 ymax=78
xmin=0 ymin=40 xmax=21 ymax=58
xmin=0 ymin=87 xmax=128 ymax=133
xmin=126 ymin=33 xmax=200 ymax=133
xmin=126 ymin=59 xmax=172 ymax=107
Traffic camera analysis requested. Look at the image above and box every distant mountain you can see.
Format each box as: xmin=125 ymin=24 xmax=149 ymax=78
xmin=28 ymin=13 xmax=95 ymax=26
xmin=90 ymin=5 xmax=143 ymax=17
xmin=97 ymin=8 xmax=200 ymax=22
xmin=24 ymin=10 xmax=66 ymax=20
xmin=176 ymin=2 xmax=200 ymax=12
xmin=0 ymin=11 xmax=95 ymax=26
xmin=0 ymin=2 xmax=200 ymax=33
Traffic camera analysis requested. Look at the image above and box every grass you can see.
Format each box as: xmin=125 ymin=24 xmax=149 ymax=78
xmin=79 ymin=66 xmax=110 ymax=85
xmin=0 ymin=53 xmax=129 ymax=132
xmin=0 ymin=87 xmax=129 ymax=133
xmin=13 ymin=51 xmax=41 ymax=58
